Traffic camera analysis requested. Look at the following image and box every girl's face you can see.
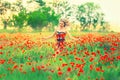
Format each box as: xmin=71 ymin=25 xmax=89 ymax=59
xmin=59 ymin=21 xmax=64 ymax=28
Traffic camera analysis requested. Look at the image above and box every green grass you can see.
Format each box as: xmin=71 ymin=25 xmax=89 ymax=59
xmin=0 ymin=32 xmax=120 ymax=80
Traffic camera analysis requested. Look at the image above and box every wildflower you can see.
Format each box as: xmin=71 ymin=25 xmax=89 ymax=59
xmin=36 ymin=66 xmax=41 ymax=70
xmin=67 ymin=67 xmax=72 ymax=72
xmin=95 ymin=67 xmax=101 ymax=72
xmin=0 ymin=45 xmax=3 ymax=49
xmin=90 ymin=64 xmax=93 ymax=70
xmin=59 ymin=58 xmax=62 ymax=61
xmin=13 ymin=64 xmax=18 ymax=69
xmin=70 ymin=62 xmax=75 ymax=67
xmin=89 ymin=57 xmax=94 ymax=62
xmin=79 ymin=68 xmax=84 ymax=73
xmin=110 ymin=47 xmax=116 ymax=51
xmin=40 ymin=55 xmax=43 ymax=59
xmin=0 ymin=59 xmax=5 ymax=64
xmin=84 ymin=51 xmax=89 ymax=55
xmin=31 ymin=67 xmax=35 ymax=72
xmin=117 ymin=56 xmax=120 ymax=60
xmin=62 ymin=63 xmax=68 ymax=67
xmin=0 ymin=52 xmax=3 ymax=55
xmin=91 ymin=52 xmax=96 ymax=56
xmin=58 ymin=71 xmax=62 ymax=76
xmin=58 ymin=67 xmax=61 ymax=71
xmin=77 ymin=72 xmax=80 ymax=76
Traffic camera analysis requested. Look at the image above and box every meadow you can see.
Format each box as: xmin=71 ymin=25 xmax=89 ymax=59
xmin=0 ymin=32 xmax=120 ymax=80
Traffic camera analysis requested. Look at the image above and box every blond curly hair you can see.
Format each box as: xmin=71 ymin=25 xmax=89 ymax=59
xmin=59 ymin=18 xmax=69 ymax=27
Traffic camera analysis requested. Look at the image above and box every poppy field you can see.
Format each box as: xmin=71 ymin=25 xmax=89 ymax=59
xmin=0 ymin=32 xmax=120 ymax=80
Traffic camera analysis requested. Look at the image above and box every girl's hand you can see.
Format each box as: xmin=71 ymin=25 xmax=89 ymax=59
xmin=75 ymin=37 xmax=80 ymax=41
xmin=40 ymin=38 xmax=46 ymax=41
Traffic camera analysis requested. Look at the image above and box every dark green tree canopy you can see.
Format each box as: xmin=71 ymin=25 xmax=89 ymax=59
xmin=27 ymin=7 xmax=60 ymax=30
xmin=35 ymin=0 xmax=46 ymax=6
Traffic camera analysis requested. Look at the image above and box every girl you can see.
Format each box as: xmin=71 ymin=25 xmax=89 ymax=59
xmin=41 ymin=19 xmax=80 ymax=57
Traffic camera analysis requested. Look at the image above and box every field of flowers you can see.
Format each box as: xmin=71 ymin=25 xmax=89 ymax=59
xmin=0 ymin=32 xmax=120 ymax=80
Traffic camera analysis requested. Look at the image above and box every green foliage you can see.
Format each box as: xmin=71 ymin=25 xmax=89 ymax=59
xmin=27 ymin=7 xmax=60 ymax=30
xmin=0 ymin=1 xmax=11 ymax=15
xmin=27 ymin=10 xmax=47 ymax=29
xmin=76 ymin=2 xmax=105 ymax=30
xmin=0 ymin=1 xmax=11 ymax=29
xmin=0 ymin=33 xmax=120 ymax=80
xmin=50 ymin=0 xmax=72 ymax=18
xmin=35 ymin=0 xmax=46 ymax=6
xmin=9 ymin=9 xmax=28 ymax=29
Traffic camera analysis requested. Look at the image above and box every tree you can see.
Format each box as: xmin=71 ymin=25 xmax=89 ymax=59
xmin=49 ymin=0 xmax=72 ymax=19
xmin=0 ymin=0 xmax=11 ymax=29
xmin=99 ymin=19 xmax=110 ymax=32
xmin=0 ymin=0 xmax=27 ymax=29
xmin=9 ymin=9 xmax=28 ymax=29
xmin=34 ymin=0 xmax=45 ymax=6
xmin=76 ymin=2 xmax=105 ymax=31
xmin=27 ymin=7 xmax=60 ymax=31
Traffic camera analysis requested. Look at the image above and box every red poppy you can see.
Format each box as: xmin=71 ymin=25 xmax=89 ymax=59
xmin=79 ymin=68 xmax=84 ymax=73
xmin=67 ymin=67 xmax=72 ymax=72
xmin=117 ymin=56 xmax=120 ymax=60
xmin=77 ymin=72 xmax=80 ymax=76
xmin=0 ymin=52 xmax=3 ymax=55
xmin=28 ymin=57 xmax=31 ymax=60
xmin=31 ymin=67 xmax=35 ymax=72
xmin=89 ymin=57 xmax=94 ymax=62
xmin=66 ymin=78 xmax=72 ymax=80
xmin=50 ymin=69 xmax=54 ymax=73
xmin=91 ymin=52 xmax=96 ymax=56
xmin=62 ymin=63 xmax=68 ymax=67
xmin=0 ymin=59 xmax=5 ymax=64
xmin=58 ymin=71 xmax=62 ymax=76
xmin=41 ymin=65 xmax=45 ymax=69
xmin=97 ymin=50 xmax=100 ymax=54
xmin=40 ymin=55 xmax=43 ymax=59
xmin=0 ymin=45 xmax=3 ymax=49
xmin=13 ymin=64 xmax=18 ymax=69
xmin=19 ymin=67 xmax=23 ymax=72
xmin=70 ymin=62 xmax=75 ymax=67
xmin=90 ymin=64 xmax=93 ymax=70
xmin=58 ymin=67 xmax=61 ymax=71
xmin=112 ymin=42 xmax=118 ymax=46
xmin=84 ymin=51 xmax=89 ymax=55
xmin=95 ymin=67 xmax=101 ymax=72
xmin=36 ymin=66 xmax=41 ymax=70
xmin=110 ymin=47 xmax=116 ymax=51
xmin=59 ymin=58 xmax=62 ymax=61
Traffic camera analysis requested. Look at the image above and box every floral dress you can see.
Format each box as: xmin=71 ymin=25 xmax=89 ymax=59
xmin=55 ymin=31 xmax=66 ymax=51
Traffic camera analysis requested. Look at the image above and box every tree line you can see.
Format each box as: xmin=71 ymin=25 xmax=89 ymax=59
xmin=0 ymin=0 xmax=110 ymax=32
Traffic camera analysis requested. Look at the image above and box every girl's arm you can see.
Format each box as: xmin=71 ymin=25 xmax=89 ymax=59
xmin=41 ymin=30 xmax=56 ymax=40
xmin=66 ymin=31 xmax=80 ymax=41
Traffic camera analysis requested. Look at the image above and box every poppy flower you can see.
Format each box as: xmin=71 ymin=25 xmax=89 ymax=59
xmin=67 ymin=67 xmax=72 ymax=72
xmin=31 ymin=67 xmax=35 ymax=72
xmin=58 ymin=71 xmax=62 ymax=76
